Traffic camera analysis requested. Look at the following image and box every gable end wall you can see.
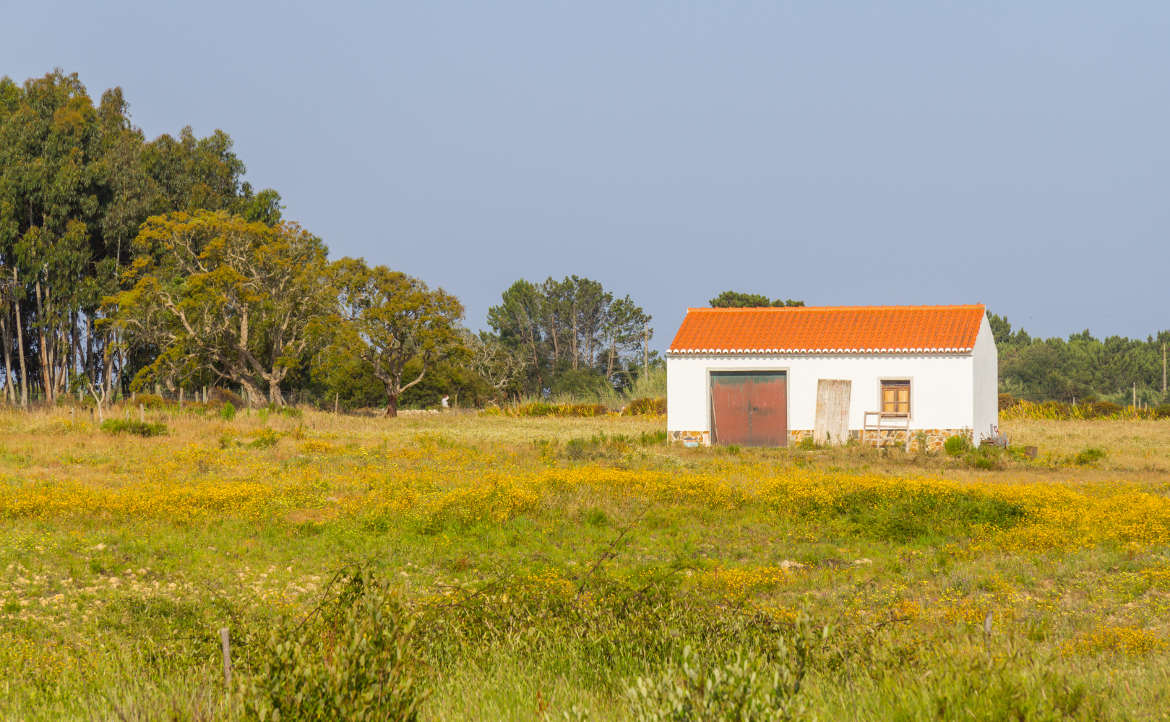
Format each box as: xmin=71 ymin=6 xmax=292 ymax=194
xmin=971 ymin=314 xmax=999 ymax=442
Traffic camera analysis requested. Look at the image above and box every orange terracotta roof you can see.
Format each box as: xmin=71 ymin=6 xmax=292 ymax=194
xmin=668 ymin=304 xmax=986 ymax=355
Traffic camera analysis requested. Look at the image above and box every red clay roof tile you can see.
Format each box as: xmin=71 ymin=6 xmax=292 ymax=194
xmin=668 ymin=304 xmax=985 ymax=354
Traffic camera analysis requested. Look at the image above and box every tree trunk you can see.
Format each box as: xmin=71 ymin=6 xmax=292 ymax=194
xmin=69 ymin=310 xmax=80 ymax=393
xmin=571 ymin=304 xmax=579 ymax=370
xmin=86 ymin=315 xmax=95 ymax=387
xmin=34 ymin=279 xmax=53 ymax=404
xmin=103 ymin=342 xmax=115 ymax=399
xmin=384 ymin=385 xmax=398 ymax=418
xmin=13 ymin=268 xmax=28 ymax=407
xmin=267 ymin=380 xmax=285 ymax=407
xmin=237 ymin=377 xmax=262 ymax=408
xmin=0 ymin=306 xmax=12 ymax=404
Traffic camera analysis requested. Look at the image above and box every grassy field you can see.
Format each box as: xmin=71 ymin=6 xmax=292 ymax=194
xmin=2 ymin=407 xmax=1170 ymax=720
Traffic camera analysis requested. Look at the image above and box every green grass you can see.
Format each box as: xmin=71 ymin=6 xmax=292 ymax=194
xmin=1 ymin=408 xmax=1169 ymax=719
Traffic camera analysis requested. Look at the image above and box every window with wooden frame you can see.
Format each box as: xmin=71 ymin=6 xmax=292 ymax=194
xmin=880 ymin=380 xmax=911 ymax=416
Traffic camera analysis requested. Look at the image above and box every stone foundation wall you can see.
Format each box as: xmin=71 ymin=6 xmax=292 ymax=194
xmin=673 ymin=428 xmax=971 ymax=452
xmin=857 ymin=428 xmax=971 ymax=452
xmin=788 ymin=429 xmax=814 ymax=446
xmin=669 ymin=430 xmax=711 ymax=447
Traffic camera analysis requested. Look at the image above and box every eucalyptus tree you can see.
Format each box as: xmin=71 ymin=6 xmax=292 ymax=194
xmin=0 ymin=69 xmax=283 ymax=403
xmin=108 ymin=210 xmax=329 ymax=405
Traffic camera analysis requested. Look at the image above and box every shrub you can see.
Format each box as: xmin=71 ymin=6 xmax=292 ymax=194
xmin=627 ymin=624 xmax=821 ymax=722
xmin=1072 ymin=447 xmax=1106 ymax=466
xmin=559 ymin=432 xmax=650 ymax=460
xmin=239 ymin=566 xmax=426 ymax=721
xmin=1086 ymin=401 xmax=1122 ymax=419
xmin=1155 ymin=404 xmax=1170 ymax=420
xmin=970 ymin=451 xmax=1000 ymax=471
xmin=220 ymin=402 xmax=237 ymax=421
xmin=279 ymin=405 xmax=303 ymax=419
xmin=129 ymin=393 xmax=166 ymax=409
xmin=639 ymin=430 xmax=668 ymax=446
xmin=248 ymin=429 xmax=281 ymax=449
xmin=998 ymin=393 xmax=1017 ymax=411
xmin=209 ymin=387 xmax=245 ymax=408
xmin=503 ymin=401 xmax=612 ymax=418
xmin=1002 ymin=398 xmax=1158 ymax=422
xmin=100 ymin=419 xmax=167 ymax=437
xmin=263 ymin=402 xmax=303 ymax=419
xmin=944 ymin=435 xmax=971 ymax=456
xmin=958 ymin=446 xmax=1005 ymax=471
xmin=625 ymin=397 xmax=666 ymax=416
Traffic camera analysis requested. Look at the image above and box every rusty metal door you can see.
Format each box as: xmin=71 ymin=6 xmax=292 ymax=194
xmin=710 ymin=371 xmax=787 ymax=446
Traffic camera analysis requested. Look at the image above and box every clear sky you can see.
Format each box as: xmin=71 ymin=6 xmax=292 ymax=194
xmin=5 ymin=1 xmax=1169 ymax=347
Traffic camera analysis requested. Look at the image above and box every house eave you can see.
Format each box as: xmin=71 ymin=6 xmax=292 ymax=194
xmin=665 ymin=347 xmax=975 ymax=358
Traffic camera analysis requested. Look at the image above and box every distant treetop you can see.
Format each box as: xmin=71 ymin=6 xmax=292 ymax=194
xmin=708 ymin=291 xmax=805 ymax=308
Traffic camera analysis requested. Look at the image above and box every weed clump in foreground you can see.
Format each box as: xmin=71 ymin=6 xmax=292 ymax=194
xmin=100 ymin=419 xmax=167 ymax=437
xmin=628 ymin=620 xmax=825 ymax=722
xmin=239 ymin=566 xmax=426 ymax=721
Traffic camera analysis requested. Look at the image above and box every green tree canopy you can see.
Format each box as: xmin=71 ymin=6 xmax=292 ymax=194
xmin=108 ymin=211 xmax=328 ymax=405
xmin=487 ymin=276 xmax=652 ymax=397
xmin=0 ymin=69 xmax=283 ymax=404
xmin=324 ymin=258 xmax=463 ymax=416
xmin=709 ymin=291 xmax=804 ymax=308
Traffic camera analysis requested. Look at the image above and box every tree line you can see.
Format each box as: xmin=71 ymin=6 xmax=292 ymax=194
xmin=6 ymin=71 xmax=1165 ymax=413
xmin=990 ymin=314 xmax=1170 ymax=406
xmin=0 ymin=71 xmax=655 ymax=414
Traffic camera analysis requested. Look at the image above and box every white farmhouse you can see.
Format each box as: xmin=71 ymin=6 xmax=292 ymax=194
xmin=665 ymin=304 xmax=998 ymax=450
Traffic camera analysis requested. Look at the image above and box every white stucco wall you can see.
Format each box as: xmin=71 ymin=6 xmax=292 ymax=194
xmin=667 ymin=352 xmax=977 ymax=435
xmin=971 ymin=314 xmax=999 ymax=442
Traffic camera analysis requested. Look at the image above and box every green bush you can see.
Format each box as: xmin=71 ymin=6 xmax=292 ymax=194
xmin=969 ymin=449 xmax=1001 ymax=471
xmin=239 ymin=567 xmax=426 ymax=721
xmin=100 ymin=419 xmax=167 ymax=437
xmin=220 ymin=402 xmax=237 ymax=421
xmin=1072 ymin=447 xmax=1106 ymax=466
xmin=627 ymin=625 xmax=822 ymax=722
xmin=944 ymin=435 xmax=971 ymax=456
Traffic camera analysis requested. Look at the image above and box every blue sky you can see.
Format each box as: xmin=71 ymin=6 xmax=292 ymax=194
xmin=5 ymin=1 xmax=1169 ymax=346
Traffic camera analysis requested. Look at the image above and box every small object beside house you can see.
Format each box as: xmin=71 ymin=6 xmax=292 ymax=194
xmin=665 ymin=304 xmax=998 ymax=450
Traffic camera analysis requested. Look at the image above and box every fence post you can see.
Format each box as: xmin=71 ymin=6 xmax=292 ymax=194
xmin=219 ymin=627 xmax=232 ymax=686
